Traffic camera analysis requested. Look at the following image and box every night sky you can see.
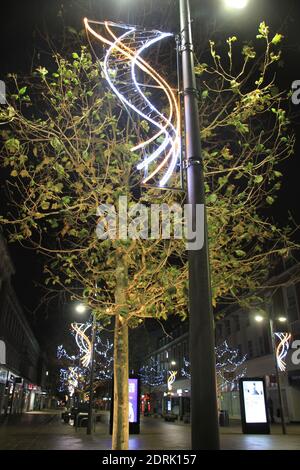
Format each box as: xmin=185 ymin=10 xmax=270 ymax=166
xmin=0 ymin=0 xmax=299 ymax=351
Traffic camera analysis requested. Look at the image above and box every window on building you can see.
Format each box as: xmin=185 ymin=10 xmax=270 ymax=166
xmin=234 ymin=315 xmax=240 ymax=332
xmin=248 ymin=340 xmax=253 ymax=358
xmin=263 ymin=325 xmax=271 ymax=354
xmin=183 ymin=341 xmax=189 ymax=361
xmin=177 ymin=343 xmax=182 ymax=369
xmin=225 ymin=320 xmax=231 ymax=336
xmin=216 ymin=323 xmax=223 ymax=341
xmin=286 ymin=285 xmax=299 ymax=323
xmin=259 ymin=336 xmax=264 ymax=355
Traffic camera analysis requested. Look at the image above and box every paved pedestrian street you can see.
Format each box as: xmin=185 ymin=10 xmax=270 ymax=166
xmin=0 ymin=411 xmax=300 ymax=450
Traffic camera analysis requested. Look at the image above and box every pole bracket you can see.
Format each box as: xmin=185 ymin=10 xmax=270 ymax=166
xmin=179 ymin=42 xmax=194 ymax=54
xmin=183 ymin=87 xmax=200 ymax=98
xmin=183 ymin=158 xmax=203 ymax=170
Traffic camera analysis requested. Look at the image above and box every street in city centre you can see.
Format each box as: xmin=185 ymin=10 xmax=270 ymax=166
xmin=1 ymin=411 xmax=300 ymax=451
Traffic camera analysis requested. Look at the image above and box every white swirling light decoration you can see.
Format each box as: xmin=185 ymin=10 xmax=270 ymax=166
xmin=84 ymin=18 xmax=181 ymax=188
xmin=167 ymin=370 xmax=177 ymax=391
xmin=275 ymin=332 xmax=291 ymax=372
xmin=71 ymin=322 xmax=92 ymax=367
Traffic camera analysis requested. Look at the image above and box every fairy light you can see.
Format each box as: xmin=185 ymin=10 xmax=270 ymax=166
xmin=57 ymin=345 xmax=76 ymax=361
xmin=71 ymin=322 xmax=92 ymax=367
xmin=275 ymin=332 xmax=291 ymax=372
xmin=182 ymin=341 xmax=247 ymax=391
xmin=167 ymin=370 xmax=177 ymax=391
xmin=84 ymin=18 xmax=180 ymax=188
xmin=57 ymin=322 xmax=113 ymax=395
xmin=139 ymin=358 xmax=165 ymax=387
xmin=215 ymin=341 xmax=247 ymax=391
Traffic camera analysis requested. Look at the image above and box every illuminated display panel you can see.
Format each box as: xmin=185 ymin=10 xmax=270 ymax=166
xmin=242 ymin=379 xmax=267 ymax=424
xmin=128 ymin=378 xmax=138 ymax=424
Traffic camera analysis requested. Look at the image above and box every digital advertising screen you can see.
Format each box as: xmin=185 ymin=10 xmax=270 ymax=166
xmin=128 ymin=378 xmax=138 ymax=424
xmin=242 ymin=379 xmax=267 ymax=423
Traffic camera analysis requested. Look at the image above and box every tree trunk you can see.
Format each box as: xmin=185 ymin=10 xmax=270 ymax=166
xmin=112 ymin=256 xmax=129 ymax=450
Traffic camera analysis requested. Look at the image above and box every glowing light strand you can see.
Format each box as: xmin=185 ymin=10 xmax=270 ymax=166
xmin=181 ymin=341 xmax=247 ymax=391
xmin=275 ymin=332 xmax=291 ymax=372
xmin=84 ymin=18 xmax=180 ymax=187
xmin=139 ymin=358 xmax=165 ymax=387
xmin=72 ymin=322 xmax=92 ymax=367
xmin=57 ymin=322 xmax=113 ymax=395
xmin=167 ymin=370 xmax=177 ymax=391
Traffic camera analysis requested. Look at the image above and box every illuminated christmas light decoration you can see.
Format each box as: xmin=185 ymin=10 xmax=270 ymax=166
xmin=57 ymin=322 xmax=113 ymax=395
xmin=68 ymin=366 xmax=79 ymax=396
xmin=275 ymin=332 xmax=291 ymax=372
xmin=57 ymin=345 xmax=76 ymax=361
xmin=71 ymin=322 xmax=92 ymax=367
xmin=139 ymin=358 xmax=165 ymax=387
xmin=215 ymin=341 xmax=247 ymax=391
xmin=181 ymin=357 xmax=191 ymax=380
xmin=182 ymin=341 xmax=247 ymax=391
xmin=84 ymin=18 xmax=181 ymax=188
xmin=167 ymin=370 xmax=177 ymax=391
xmin=59 ymin=367 xmax=80 ymax=396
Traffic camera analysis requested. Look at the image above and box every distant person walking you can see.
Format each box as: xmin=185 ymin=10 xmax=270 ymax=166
xmin=267 ymin=396 xmax=275 ymax=423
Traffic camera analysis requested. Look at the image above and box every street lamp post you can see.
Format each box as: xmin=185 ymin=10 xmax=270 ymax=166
xmin=268 ymin=317 xmax=287 ymax=435
xmin=255 ymin=313 xmax=287 ymax=434
xmin=76 ymin=303 xmax=97 ymax=435
xmin=179 ymin=0 xmax=219 ymax=450
xmin=87 ymin=311 xmax=97 ymax=435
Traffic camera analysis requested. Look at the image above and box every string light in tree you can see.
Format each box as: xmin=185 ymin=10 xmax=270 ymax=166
xmin=139 ymin=358 xmax=165 ymax=387
xmin=215 ymin=341 xmax=247 ymax=392
xmin=182 ymin=341 xmax=247 ymax=391
xmin=71 ymin=322 xmax=92 ymax=367
xmin=57 ymin=345 xmax=76 ymax=361
xmin=57 ymin=322 xmax=113 ymax=394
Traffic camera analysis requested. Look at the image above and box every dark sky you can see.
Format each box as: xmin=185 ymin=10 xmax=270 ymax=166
xmin=0 ymin=0 xmax=299 ymax=350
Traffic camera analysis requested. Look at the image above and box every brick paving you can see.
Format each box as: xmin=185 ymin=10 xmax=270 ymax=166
xmin=0 ymin=411 xmax=300 ymax=450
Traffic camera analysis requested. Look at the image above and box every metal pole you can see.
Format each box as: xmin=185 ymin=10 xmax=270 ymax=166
xmin=269 ymin=317 xmax=286 ymax=434
xmin=179 ymin=0 xmax=220 ymax=450
xmin=87 ymin=312 xmax=96 ymax=435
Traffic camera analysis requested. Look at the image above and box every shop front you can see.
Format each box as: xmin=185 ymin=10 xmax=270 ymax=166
xmin=25 ymin=383 xmax=43 ymax=411
xmin=0 ymin=367 xmax=8 ymax=415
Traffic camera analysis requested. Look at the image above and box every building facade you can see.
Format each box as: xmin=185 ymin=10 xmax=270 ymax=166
xmin=0 ymin=234 xmax=48 ymax=415
xmin=143 ymin=262 xmax=300 ymax=422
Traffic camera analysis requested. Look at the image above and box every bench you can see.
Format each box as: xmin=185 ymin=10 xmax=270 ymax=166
xmin=163 ymin=413 xmax=178 ymax=422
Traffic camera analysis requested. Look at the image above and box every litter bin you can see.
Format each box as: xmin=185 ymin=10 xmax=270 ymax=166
xmin=219 ymin=410 xmax=229 ymax=427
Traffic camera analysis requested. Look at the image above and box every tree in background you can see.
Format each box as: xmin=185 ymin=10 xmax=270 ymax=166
xmin=182 ymin=340 xmax=247 ymax=409
xmin=0 ymin=22 xmax=298 ymax=448
xmin=139 ymin=357 xmax=165 ymax=388
xmin=57 ymin=321 xmax=113 ymax=400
